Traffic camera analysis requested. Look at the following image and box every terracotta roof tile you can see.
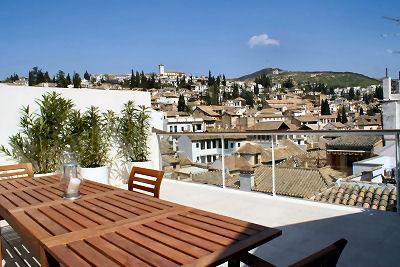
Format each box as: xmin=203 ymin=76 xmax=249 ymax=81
xmin=311 ymin=183 xmax=397 ymax=212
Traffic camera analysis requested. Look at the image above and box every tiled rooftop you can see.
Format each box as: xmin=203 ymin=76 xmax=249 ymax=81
xmin=312 ymin=183 xmax=397 ymax=211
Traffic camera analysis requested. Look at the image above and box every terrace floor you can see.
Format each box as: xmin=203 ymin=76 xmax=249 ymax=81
xmin=157 ymin=179 xmax=399 ymax=267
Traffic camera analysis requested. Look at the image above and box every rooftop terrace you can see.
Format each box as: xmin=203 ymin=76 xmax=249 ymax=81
xmin=153 ymin=179 xmax=400 ymax=267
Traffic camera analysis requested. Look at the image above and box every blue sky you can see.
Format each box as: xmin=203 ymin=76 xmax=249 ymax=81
xmin=1 ymin=0 xmax=400 ymax=79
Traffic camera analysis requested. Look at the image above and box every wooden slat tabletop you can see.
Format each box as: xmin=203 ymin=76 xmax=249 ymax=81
xmin=0 ymin=175 xmax=282 ymax=267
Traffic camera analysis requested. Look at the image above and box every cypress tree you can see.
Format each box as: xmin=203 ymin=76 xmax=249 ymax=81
xmin=254 ymin=83 xmax=259 ymax=95
xmin=177 ymin=95 xmax=186 ymax=112
xmin=66 ymin=73 xmax=71 ymax=86
xmin=341 ymin=107 xmax=348 ymax=123
xmin=129 ymin=69 xmax=134 ymax=89
xmin=84 ymin=70 xmax=90 ymax=80
xmin=72 ymin=72 xmax=81 ymax=88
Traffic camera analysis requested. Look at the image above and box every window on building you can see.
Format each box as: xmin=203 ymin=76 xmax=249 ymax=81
xmin=224 ymin=140 xmax=228 ymax=149
xmin=212 ymin=140 xmax=217 ymax=148
xmin=196 ymin=157 xmax=200 ymax=162
xmin=207 ymin=155 xmax=212 ymax=162
xmin=231 ymin=143 xmax=234 ymax=148
xmin=238 ymin=143 xmax=241 ymax=147
xmin=197 ymin=124 xmax=201 ymax=130
xmin=181 ymin=126 xmax=184 ymax=131
xmin=201 ymin=141 xmax=205 ymax=149
xmin=169 ymin=126 xmax=173 ymax=132
xmin=174 ymin=126 xmax=177 ymax=132
xmin=213 ymin=155 xmax=217 ymax=161
xmin=196 ymin=142 xmax=199 ymax=148
xmin=218 ymin=140 xmax=222 ymax=148
xmin=207 ymin=141 xmax=211 ymax=149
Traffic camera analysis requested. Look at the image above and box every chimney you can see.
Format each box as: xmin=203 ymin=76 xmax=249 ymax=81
xmin=239 ymin=169 xmax=254 ymax=192
xmin=382 ymin=76 xmax=391 ymax=100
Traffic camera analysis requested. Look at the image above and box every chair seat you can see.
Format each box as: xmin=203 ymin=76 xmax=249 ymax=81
xmin=1 ymin=225 xmax=39 ymax=267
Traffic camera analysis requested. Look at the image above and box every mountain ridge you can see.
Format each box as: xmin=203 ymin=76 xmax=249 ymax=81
xmin=235 ymin=68 xmax=380 ymax=88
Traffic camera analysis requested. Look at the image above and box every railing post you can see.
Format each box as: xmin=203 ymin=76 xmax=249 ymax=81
xmin=396 ymin=133 xmax=400 ymax=214
xmin=221 ymin=135 xmax=226 ymax=188
xmin=156 ymin=134 xmax=162 ymax=171
xmin=271 ymin=134 xmax=276 ymax=196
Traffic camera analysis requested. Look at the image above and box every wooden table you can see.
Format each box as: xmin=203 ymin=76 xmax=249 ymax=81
xmin=0 ymin=175 xmax=282 ymax=266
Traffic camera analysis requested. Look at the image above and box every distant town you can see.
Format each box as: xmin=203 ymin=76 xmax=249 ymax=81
xmin=2 ymin=64 xmax=399 ymax=211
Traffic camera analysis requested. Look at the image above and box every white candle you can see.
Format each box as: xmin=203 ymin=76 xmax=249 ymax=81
xmin=66 ymin=177 xmax=81 ymax=195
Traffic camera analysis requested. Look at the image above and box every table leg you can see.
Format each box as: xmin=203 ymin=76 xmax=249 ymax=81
xmin=228 ymin=259 xmax=240 ymax=267
xmin=39 ymin=247 xmax=60 ymax=267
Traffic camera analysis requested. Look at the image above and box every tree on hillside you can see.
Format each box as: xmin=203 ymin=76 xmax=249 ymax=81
xmin=178 ymin=95 xmax=186 ymax=112
xmin=321 ymin=99 xmax=331 ymax=115
xmin=232 ymin=83 xmax=239 ymax=98
xmin=84 ymin=71 xmax=90 ymax=81
xmin=129 ymin=70 xmax=135 ymax=89
xmin=208 ymin=70 xmax=215 ymax=86
xmin=4 ymin=73 xmax=19 ymax=83
xmin=66 ymin=73 xmax=72 ymax=86
xmin=208 ymin=84 xmax=220 ymax=105
xmin=222 ymin=74 xmax=226 ymax=86
xmin=72 ymin=72 xmax=81 ymax=88
xmin=44 ymin=71 xmax=51 ymax=82
xmin=255 ymin=74 xmax=272 ymax=91
xmin=240 ymin=90 xmax=254 ymax=107
xmin=336 ymin=109 xmax=342 ymax=123
xmin=348 ymin=87 xmax=355 ymax=100
xmin=341 ymin=107 xmax=348 ymax=123
xmin=283 ymin=77 xmax=294 ymax=89
xmin=28 ymin=67 xmax=47 ymax=86
xmin=254 ymin=83 xmax=259 ymax=95
xmin=356 ymin=90 xmax=361 ymax=100
xmin=56 ymin=70 xmax=67 ymax=88
xmin=374 ymin=85 xmax=383 ymax=100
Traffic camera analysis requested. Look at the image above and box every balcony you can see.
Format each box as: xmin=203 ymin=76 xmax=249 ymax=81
xmin=155 ymin=178 xmax=400 ymax=266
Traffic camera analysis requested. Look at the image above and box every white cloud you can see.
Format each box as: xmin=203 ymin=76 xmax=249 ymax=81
xmin=248 ymin=33 xmax=279 ymax=48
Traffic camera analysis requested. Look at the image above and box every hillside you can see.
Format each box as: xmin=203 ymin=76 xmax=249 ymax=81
xmin=236 ymin=68 xmax=380 ymax=88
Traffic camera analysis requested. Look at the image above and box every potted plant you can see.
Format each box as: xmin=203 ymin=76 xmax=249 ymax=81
xmin=117 ymin=101 xmax=151 ymax=179
xmin=68 ymin=106 xmax=114 ymax=184
xmin=1 ymin=92 xmax=73 ymax=174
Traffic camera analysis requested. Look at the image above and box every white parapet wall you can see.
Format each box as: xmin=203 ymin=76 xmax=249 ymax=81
xmin=0 ymin=84 xmax=159 ymax=183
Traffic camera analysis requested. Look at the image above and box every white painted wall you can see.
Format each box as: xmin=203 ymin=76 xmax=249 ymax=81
xmin=0 ymin=84 xmax=159 ymax=183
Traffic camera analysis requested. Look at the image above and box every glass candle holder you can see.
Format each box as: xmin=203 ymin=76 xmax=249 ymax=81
xmin=61 ymin=152 xmax=82 ymax=200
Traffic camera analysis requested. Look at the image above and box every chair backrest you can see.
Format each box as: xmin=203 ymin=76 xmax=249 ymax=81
xmin=128 ymin=167 xmax=164 ymax=198
xmin=0 ymin=163 xmax=34 ymax=180
xmin=289 ymin=239 xmax=348 ymax=267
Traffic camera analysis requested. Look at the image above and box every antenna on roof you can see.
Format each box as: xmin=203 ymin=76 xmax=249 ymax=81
xmin=385 ymin=68 xmax=388 ymax=78
xmin=398 ymin=71 xmax=400 ymax=80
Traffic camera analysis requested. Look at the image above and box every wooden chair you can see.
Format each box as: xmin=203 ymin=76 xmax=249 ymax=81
xmin=0 ymin=163 xmax=38 ymax=266
xmin=237 ymin=239 xmax=348 ymax=267
xmin=128 ymin=167 xmax=164 ymax=198
xmin=0 ymin=163 xmax=34 ymax=180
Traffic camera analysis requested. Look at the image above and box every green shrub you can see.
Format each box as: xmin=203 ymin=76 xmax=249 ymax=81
xmin=1 ymin=92 xmax=73 ymax=173
xmin=117 ymin=101 xmax=150 ymax=162
xmin=67 ymin=106 xmax=115 ymax=168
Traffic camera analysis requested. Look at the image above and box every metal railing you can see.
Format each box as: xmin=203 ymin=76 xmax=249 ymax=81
xmin=156 ymin=129 xmax=400 ymax=213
